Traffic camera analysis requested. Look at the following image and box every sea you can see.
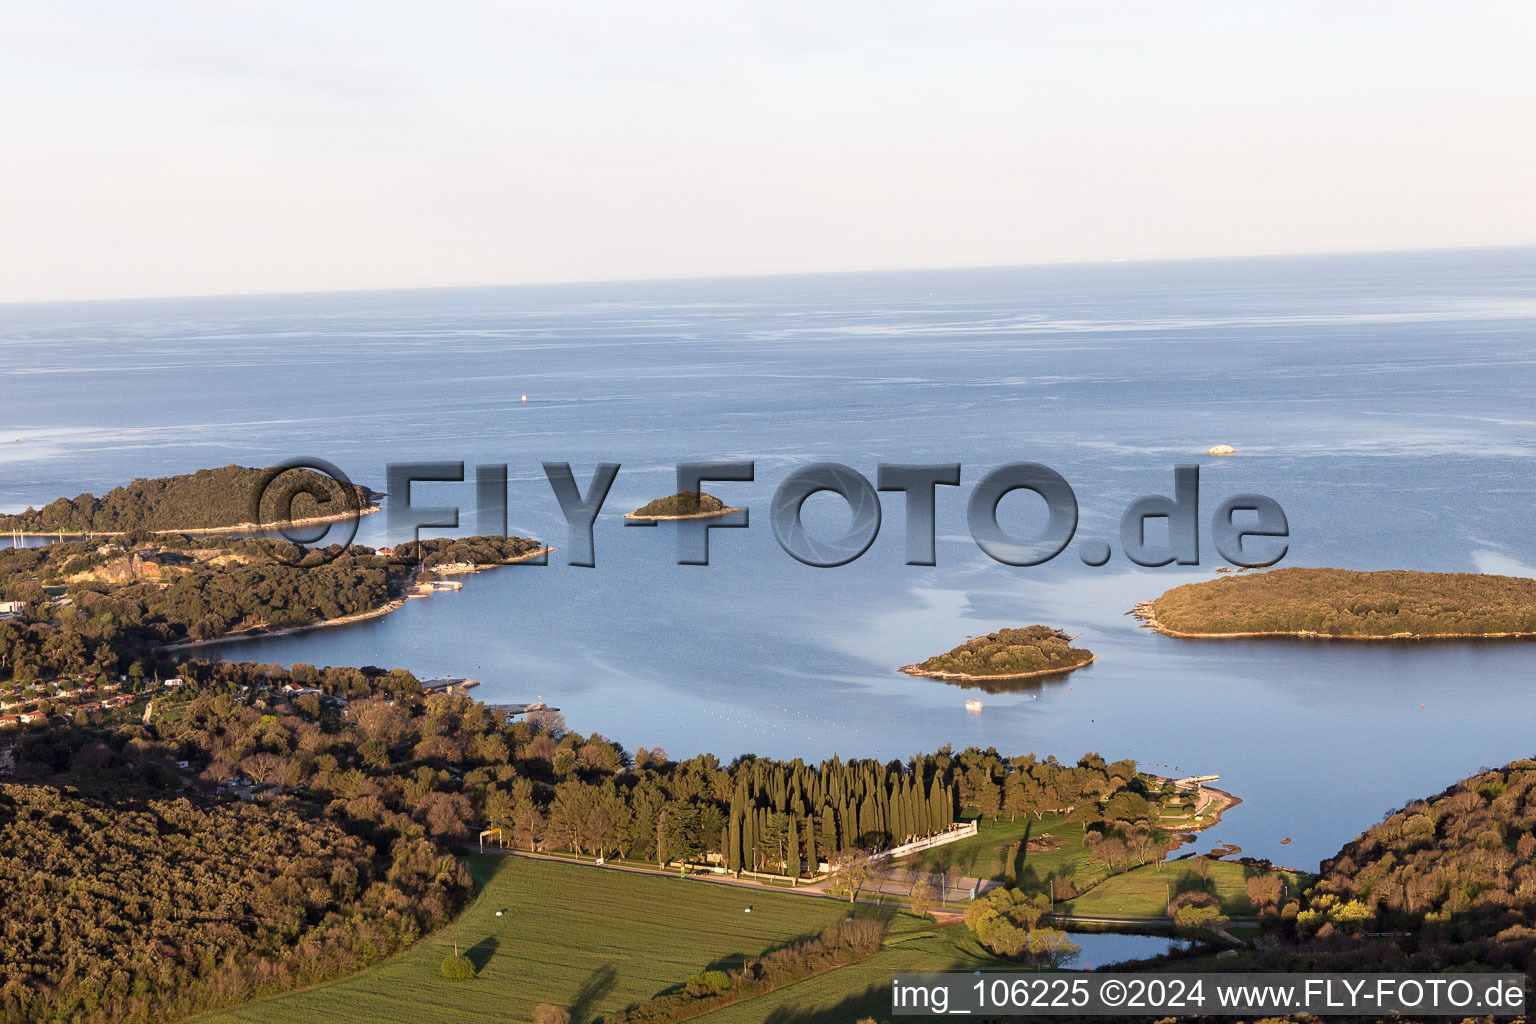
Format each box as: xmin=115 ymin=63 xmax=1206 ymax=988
xmin=3 ymin=246 xmax=1535 ymax=873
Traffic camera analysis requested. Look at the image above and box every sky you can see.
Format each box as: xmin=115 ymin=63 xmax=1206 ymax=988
xmin=2 ymin=1 xmax=1534 ymax=303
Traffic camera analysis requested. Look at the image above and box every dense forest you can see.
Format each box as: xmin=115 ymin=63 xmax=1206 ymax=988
xmin=0 ymin=532 xmax=543 ymax=680
xmin=0 ymin=781 xmax=468 ymax=1024
xmin=629 ymin=491 xmax=729 ymax=518
xmin=390 ymin=535 xmax=546 ymax=570
xmin=901 ymin=626 xmax=1094 ymax=679
xmin=0 ymin=647 xmax=1161 ymax=1022
xmin=1148 ymin=567 xmax=1536 ymax=637
xmin=0 ymin=537 xmax=396 ymax=667
xmin=1263 ymin=757 xmax=1536 ymax=970
xmin=0 ymin=465 xmax=378 ymax=534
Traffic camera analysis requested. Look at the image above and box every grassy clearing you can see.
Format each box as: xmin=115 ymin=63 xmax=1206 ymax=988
xmin=893 ymin=808 xmax=1305 ymax=924
xmin=193 ymin=855 xmax=880 ymax=1024
xmin=1059 ymin=859 xmax=1310 ymax=919
xmin=893 ymin=812 xmax=1110 ymax=892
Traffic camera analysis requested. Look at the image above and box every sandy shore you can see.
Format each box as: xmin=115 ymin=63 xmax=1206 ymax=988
xmin=158 ymin=545 xmax=551 ymax=652
xmin=1186 ymin=785 xmax=1240 ymax=831
xmin=621 ymin=506 xmax=741 ymax=521
xmin=6 ymin=505 xmax=381 ymax=540
xmin=898 ymin=653 xmax=1097 ymax=682
xmin=1131 ymin=600 xmax=1536 ymax=641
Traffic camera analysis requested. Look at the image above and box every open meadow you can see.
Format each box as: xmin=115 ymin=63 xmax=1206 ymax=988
xmin=193 ymin=855 xmax=890 ymax=1024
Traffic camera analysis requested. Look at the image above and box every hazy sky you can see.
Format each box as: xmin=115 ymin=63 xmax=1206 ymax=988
xmin=3 ymin=2 xmax=1534 ymax=302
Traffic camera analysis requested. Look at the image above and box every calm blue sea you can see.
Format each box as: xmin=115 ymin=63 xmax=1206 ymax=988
xmin=4 ymin=247 xmax=1535 ymax=871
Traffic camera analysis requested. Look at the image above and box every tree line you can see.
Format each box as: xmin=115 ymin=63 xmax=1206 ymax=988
xmin=1151 ymin=567 xmax=1536 ymax=637
xmin=0 ymin=465 xmax=377 ymax=534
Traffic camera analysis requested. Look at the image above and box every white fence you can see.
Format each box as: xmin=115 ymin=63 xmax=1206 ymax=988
xmin=869 ymin=820 xmax=978 ymax=863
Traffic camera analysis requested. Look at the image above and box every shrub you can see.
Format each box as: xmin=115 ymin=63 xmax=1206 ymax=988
xmin=532 ymin=1006 xmax=571 ymax=1024
xmin=439 ymin=954 xmax=476 ymax=980
xmin=1168 ymin=891 xmax=1229 ymax=933
xmin=964 ymin=887 xmax=1062 ymax=961
xmin=684 ymin=970 xmax=731 ymax=997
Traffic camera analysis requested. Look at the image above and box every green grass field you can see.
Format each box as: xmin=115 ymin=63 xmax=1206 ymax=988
xmin=1059 ymin=859 xmax=1310 ymax=919
xmin=893 ymin=812 xmax=1111 ymax=892
xmin=193 ymin=855 xmax=886 ymax=1024
xmin=692 ymin=927 xmax=1011 ymax=1023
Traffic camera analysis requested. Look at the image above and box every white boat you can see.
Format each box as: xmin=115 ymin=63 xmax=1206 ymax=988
xmin=965 ymin=699 xmax=983 ymax=711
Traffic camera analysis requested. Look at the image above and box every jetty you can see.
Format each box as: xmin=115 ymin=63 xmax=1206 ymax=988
xmin=421 ymin=677 xmax=480 ymax=695
xmin=494 ymin=701 xmax=560 ymax=716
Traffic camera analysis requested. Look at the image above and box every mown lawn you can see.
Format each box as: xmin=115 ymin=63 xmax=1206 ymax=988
xmin=692 ymin=925 xmax=1011 ymax=1024
xmin=192 ymin=855 xmax=877 ymax=1024
xmin=1059 ymin=859 xmax=1309 ymax=919
xmin=893 ymin=812 xmax=1111 ymax=892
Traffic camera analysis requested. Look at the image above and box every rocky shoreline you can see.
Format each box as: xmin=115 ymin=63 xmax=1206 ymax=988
xmin=1131 ymin=599 xmax=1536 ymax=641
xmin=158 ymin=545 xmax=551 ymax=651
xmin=898 ymin=653 xmax=1098 ymax=682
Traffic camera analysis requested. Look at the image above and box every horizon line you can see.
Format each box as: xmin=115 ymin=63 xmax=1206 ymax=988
xmin=4 ymin=240 xmax=1534 ymax=309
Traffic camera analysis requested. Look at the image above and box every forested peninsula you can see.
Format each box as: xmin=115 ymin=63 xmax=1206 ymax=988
xmin=899 ymin=626 xmax=1095 ymax=683
xmin=1138 ymin=567 xmax=1536 ymax=639
xmin=0 ymin=530 xmax=545 ymax=662
xmin=0 ymin=465 xmax=380 ymax=535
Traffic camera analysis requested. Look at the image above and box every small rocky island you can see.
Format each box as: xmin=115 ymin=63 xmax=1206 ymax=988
xmin=623 ymin=490 xmax=740 ymax=520
xmin=1137 ymin=567 xmax=1536 ymax=639
xmin=900 ymin=626 xmax=1096 ymax=684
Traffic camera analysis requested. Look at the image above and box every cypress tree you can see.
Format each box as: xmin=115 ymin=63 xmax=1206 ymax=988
xmin=727 ymin=806 xmax=743 ymax=874
xmin=818 ymin=809 xmax=837 ymax=862
xmin=787 ymin=817 xmax=801 ymax=879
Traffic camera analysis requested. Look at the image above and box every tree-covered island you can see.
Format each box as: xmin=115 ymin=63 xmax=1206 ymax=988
xmin=899 ymin=626 xmax=1096 ymax=683
xmin=1138 ymin=567 xmax=1536 ymax=639
xmin=623 ymin=491 xmax=739 ymax=520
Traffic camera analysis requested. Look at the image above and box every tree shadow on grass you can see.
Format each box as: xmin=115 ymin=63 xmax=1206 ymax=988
xmin=702 ymin=951 xmax=756 ymax=976
xmin=569 ymin=963 xmax=617 ymax=1024
xmin=466 ymin=935 xmax=499 ymax=972
xmin=759 ymin=974 xmax=919 ymax=1024
xmin=1008 ymin=818 xmax=1035 ymax=882
xmin=1172 ymin=870 xmax=1217 ymax=898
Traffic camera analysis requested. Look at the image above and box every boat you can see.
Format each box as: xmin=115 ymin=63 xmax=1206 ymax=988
xmin=521 ymin=393 xmax=527 ymax=402
xmin=1206 ymin=444 xmax=1236 ymax=455
xmin=965 ymin=699 xmax=983 ymax=711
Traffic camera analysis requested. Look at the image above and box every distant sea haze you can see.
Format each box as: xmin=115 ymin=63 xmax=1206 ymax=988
xmin=4 ymin=245 xmax=1536 ymax=869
